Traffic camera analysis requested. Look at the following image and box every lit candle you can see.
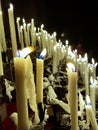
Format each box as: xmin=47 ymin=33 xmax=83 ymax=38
xmin=16 ymin=17 xmax=21 ymax=44
xmin=19 ymin=26 xmax=24 ymax=49
xmin=27 ymin=23 xmax=31 ymax=46
xmin=30 ymin=19 xmax=34 ymax=46
xmin=85 ymin=95 xmax=98 ymax=130
xmin=36 ymin=49 xmax=46 ymax=103
xmin=14 ymin=57 xmax=29 ymax=130
xmin=8 ymin=4 xmax=17 ymax=57
xmin=83 ymin=53 xmax=89 ymax=95
xmin=36 ymin=58 xmax=44 ymax=103
xmin=52 ymin=44 xmax=58 ymax=74
xmin=0 ymin=11 xmax=6 ymax=52
xmin=23 ymin=19 xmax=28 ymax=46
xmin=67 ymin=62 xmax=78 ymax=130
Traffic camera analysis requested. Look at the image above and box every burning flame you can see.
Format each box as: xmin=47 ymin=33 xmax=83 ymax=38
xmin=67 ymin=62 xmax=75 ymax=72
xmin=39 ymin=48 xmax=46 ymax=59
xmin=17 ymin=46 xmax=35 ymax=58
xmin=10 ymin=3 xmax=13 ymax=10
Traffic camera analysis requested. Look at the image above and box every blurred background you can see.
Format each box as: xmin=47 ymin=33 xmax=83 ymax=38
xmin=1 ymin=0 xmax=97 ymax=61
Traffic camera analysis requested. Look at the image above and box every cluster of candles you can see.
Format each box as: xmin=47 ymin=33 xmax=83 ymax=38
xmin=0 ymin=2 xmax=98 ymax=130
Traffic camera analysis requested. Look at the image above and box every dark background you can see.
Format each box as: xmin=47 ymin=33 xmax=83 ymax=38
xmin=1 ymin=0 xmax=98 ymax=61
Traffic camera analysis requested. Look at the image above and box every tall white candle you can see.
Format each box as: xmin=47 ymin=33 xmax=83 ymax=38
xmin=23 ymin=19 xmax=28 ymax=46
xmin=19 ymin=26 xmax=24 ymax=49
xmin=36 ymin=58 xmax=44 ymax=103
xmin=16 ymin=17 xmax=21 ymax=44
xmin=85 ymin=95 xmax=98 ymax=130
xmin=14 ymin=57 xmax=29 ymax=130
xmin=8 ymin=4 xmax=17 ymax=57
xmin=52 ymin=45 xmax=58 ymax=74
xmin=67 ymin=62 xmax=78 ymax=130
xmin=0 ymin=11 xmax=6 ymax=52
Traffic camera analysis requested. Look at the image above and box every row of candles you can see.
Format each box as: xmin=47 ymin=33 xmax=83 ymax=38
xmin=0 ymin=2 xmax=98 ymax=130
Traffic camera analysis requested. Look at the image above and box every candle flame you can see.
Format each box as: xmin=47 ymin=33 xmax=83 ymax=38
xmin=17 ymin=17 xmax=20 ymax=22
xmin=41 ymin=24 xmax=44 ymax=30
xmin=0 ymin=11 xmax=2 ymax=14
xmin=10 ymin=3 xmax=13 ymax=10
xmin=86 ymin=95 xmax=91 ymax=105
xmin=17 ymin=46 xmax=35 ymax=58
xmin=39 ymin=48 xmax=46 ymax=59
xmin=66 ymin=40 xmax=68 ymax=45
xmin=67 ymin=62 xmax=75 ymax=72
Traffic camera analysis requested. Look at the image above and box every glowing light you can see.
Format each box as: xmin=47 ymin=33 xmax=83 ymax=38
xmin=17 ymin=46 xmax=35 ymax=58
xmin=67 ymin=62 xmax=75 ymax=72
xmin=39 ymin=48 xmax=46 ymax=59
xmin=10 ymin=3 xmax=13 ymax=10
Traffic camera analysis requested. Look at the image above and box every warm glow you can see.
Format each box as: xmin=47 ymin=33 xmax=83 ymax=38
xmin=41 ymin=24 xmax=44 ymax=30
xmin=0 ymin=11 xmax=2 ymax=14
xmin=17 ymin=17 xmax=20 ymax=22
xmin=67 ymin=62 xmax=75 ymax=72
xmin=83 ymin=53 xmax=88 ymax=62
xmin=10 ymin=3 xmax=13 ymax=10
xmin=17 ymin=46 xmax=35 ymax=57
xmin=66 ymin=40 xmax=68 ymax=45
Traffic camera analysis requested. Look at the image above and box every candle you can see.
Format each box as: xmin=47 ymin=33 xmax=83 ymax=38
xmin=23 ymin=19 xmax=28 ymax=46
xmin=16 ymin=17 xmax=21 ymax=44
xmin=0 ymin=11 xmax=6 ymax=52
xmin=8 ymin=4 xmax=17 ymax=57
xmin=30 ymin=19 xmax=35 ymax=46
xmin=67 ymin=62 xmax=78 ymax=130
xmin=25 ymin=56 xmax=40 ymax=124
xmin=83 ymin=53 xmax=89 ymax=95
xmin=79 ymin=91 xmax=85 ymax=119
xmin=27 ymin=23 xmax=31 ymax=46
xmin=0 ymin=45 xmax=3 ymax=75
xmin=52 ymin=45 xmax=58 ymax=74
xmin=90 ymin=76 xmax=96 ymax=115
xmin=19 ymin=26 xmax=24 ymax=49
xmin=14 ymin=57 xmax=29 ymax=130
xmin=85 ymin=95 xmax=98 ymax=130
xmin=36 ymin=58 xmax=44 ymax=103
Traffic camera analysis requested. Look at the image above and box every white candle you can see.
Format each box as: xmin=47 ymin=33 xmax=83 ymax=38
xmin=85 ymin=95 xmax=98 ymax=130
xmin=83 ymin=54 xmax=89 ymax=95
xmin=36 ymin=58 xmax=44 ymax=103
xmin=14 ymin=57 xmax=29 ymax=130
xmin=79 ymin=91 xmax=85 ymax=118
xmin=16 ymin=17 xmax=21 ymax=44
xmin=90 ymin=76 xmax=96 ymax=115
xmin=0 ymin=45 xmax=3 ymax=75
xmin=19 ymin=26 xmax=24 ymax=49
xmin=0 ymin=11 xmax=6 ymax=52
xmin=27 ymin=23 xmax=31 ymax=46
xmin=8 ymin=4 xmax=17 ymax=57
xmin=67 ymin=62 xmax=78 ymax=130
xmin=30 ymin=19 xmax=35 ymax=46
xmin=25 ymin=56 xmax=40 ymax=124
xmin=23 ymin=19 xmax=28 ymax=46
xmin=52 ymin=45 xmax=58 ymax=74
